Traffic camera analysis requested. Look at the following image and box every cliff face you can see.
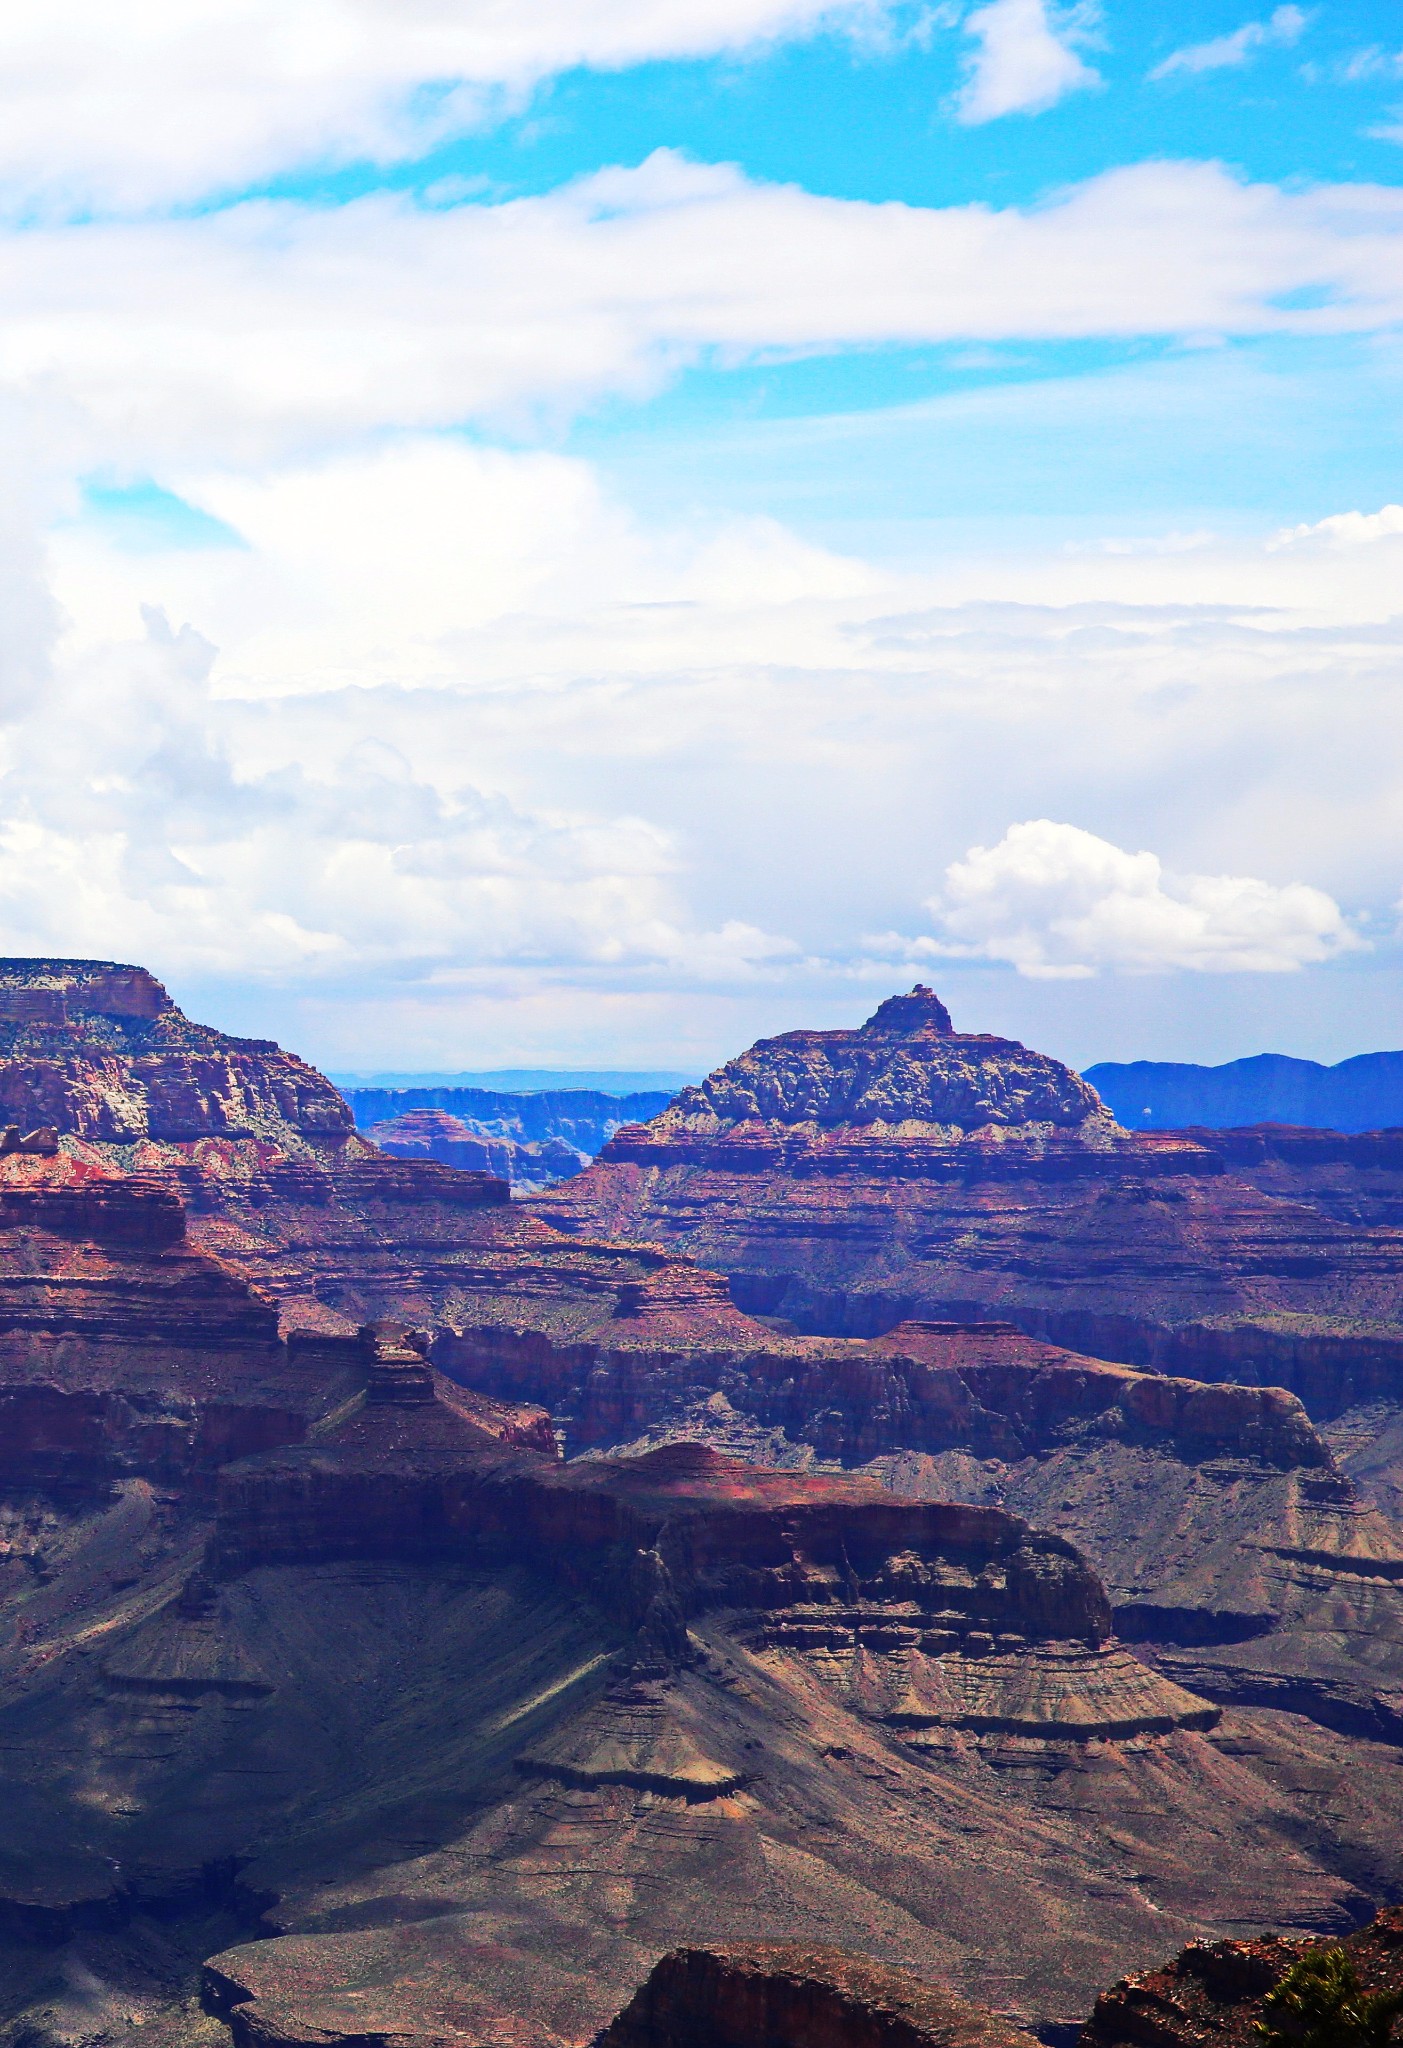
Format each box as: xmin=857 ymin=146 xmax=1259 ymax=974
xmin=0 ymin=959 xmax=758 ymax=1345
xmin=0 ymin=1150 xmax=551 ymax=1511
xmin=365 ymin=1105 xmax=588 ymax=1189
xmin=438 ymin=1313 xmax=1403 ymax=1750
xmin=0 ymin=959 xmax=352 ymax=1145
xmin=207 ymin=1438 xmax=1122 ymax=1656
xmin=595 ymin=1943 xmax=1041 ymax=2048
xmin=536 ymin=991 xmax=1403 ymax=1419
xmin=7 ymin=1368 xmax=1403 ymax=2048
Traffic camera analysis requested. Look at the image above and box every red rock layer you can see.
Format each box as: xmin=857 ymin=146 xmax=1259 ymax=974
xmin=435 ymin=1315 xmax=1326 ymax=1469
xmin=0 ymin=957 xmax=769 ymax=1345
xmin=0 ymin=1153 xmax=550 ymax=1495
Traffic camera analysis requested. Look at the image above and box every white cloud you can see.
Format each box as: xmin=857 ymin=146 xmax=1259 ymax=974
xmin=0 ymin=425 xmax=1398 ymax=1062
xmin=955 ymin=0 xmax=1099 ymax=123
xmin=0 ymin=602 xmax=802 ymax=989
xmin=907 ymin=820 xmax=1360 ymax=978
xmin=1268 ymin=503 xmax=1403 ymax=549
xmin=0 ymin=0 xmax=889 ymax=212
xmin=4 ymin=157 xmax=1403 ymax=469
xmin=1151 ymin=6 xmax=1307 ymax=81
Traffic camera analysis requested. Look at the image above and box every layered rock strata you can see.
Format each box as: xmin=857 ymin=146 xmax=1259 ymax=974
xmin=365 ymin=1105 xmax=588 ymax=1189
xmin=0 ymin=1152 xmax=550 ymax=1512
xmin=536 ymin=990 xmax=1403 ymax=1415
xmin=438 ymin=1314 xmax=1403 ymax=1746
xmin=0 ymin=958 xmax=757 ymax=1345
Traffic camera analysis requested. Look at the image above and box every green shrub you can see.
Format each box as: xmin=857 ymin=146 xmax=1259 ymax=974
xmin=1257 ymin=1948 xmax=1403 ymax=2048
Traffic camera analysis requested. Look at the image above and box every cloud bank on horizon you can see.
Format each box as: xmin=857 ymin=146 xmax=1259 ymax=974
xmin=0 ymin=0 xmax=1400 ymax=1072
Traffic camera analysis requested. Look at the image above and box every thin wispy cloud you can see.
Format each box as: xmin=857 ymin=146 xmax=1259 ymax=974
xmin=0 ymin=0 xmax=894 ymax=211
xmin=5 ymin=157 xmax=1401 ymax=468
xmin=1151 ymin=5 xmax=1308 ymax=82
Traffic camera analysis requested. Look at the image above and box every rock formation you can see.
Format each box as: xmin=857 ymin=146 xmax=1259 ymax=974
xmin=439 ymin=1312 xmax=1403 ymax=1750
xmin=536 ymin=990 xmax=1403 ymax=1427
xmin=344 ymin=1082 xmax=677 ymax=1190
xmin=595 ymin=1943 xmax=1040 ymax=2048
xmin=9 ymin=961 xmax=1403 ymax=2048
xmin=1083 ymin=1904 xmax=1403 ymax=2048
xmin=0 ymin=958 xmax=746 ymax=1345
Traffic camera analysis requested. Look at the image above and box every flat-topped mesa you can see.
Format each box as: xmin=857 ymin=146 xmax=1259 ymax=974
xmin=647 ymin=987 xmax=1109 ymax=1142
xmin=0 ymin=956 xmax=354 ymax=1147
xmin=211 ymin=1439 xmax=1113 ymax=1644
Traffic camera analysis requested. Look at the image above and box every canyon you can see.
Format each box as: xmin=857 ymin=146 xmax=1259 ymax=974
xmin=6 ymin=962 xmax=1403 ymax=2048
xmin=344 ymin=1084 xmax=676 ymax=1192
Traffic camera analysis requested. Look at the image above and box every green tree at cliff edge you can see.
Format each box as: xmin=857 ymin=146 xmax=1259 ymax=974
xmin=1258 ymin=1949 xmax=1403 ymax=2048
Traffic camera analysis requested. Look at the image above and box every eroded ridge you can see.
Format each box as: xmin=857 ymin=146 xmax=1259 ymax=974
xmin=536 ymin=988 xmax=1403 ymax=1414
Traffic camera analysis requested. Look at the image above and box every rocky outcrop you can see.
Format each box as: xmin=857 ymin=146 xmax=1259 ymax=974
xmin=438 ymin=1313 xmax=1403 ymax=1746
xmin=345 ymin=1085 xmax=677 ymax=1190
xmin=0 ymin=1157 xmax=551 ymax=1499
xmin=0 ymin=959 xmax=769 ymax=1347
xmin=595 ymin=1943 xmax=1040 ymax=2048
xmin=1084 ymin=1905 xmax=1403 ymax=2048
xmin=436 ymin=1317 xmax=1326 ymax=1470
xmin=537 ymin=991 xmax=1403 ymax=1412
xmin=207 ymin=1439 xmax=1119 ymax=1655
xmin=634 ymin=986 xmax=1107 ymax=1140
xmin=0 ymin=959 xmax=353 ymax=1144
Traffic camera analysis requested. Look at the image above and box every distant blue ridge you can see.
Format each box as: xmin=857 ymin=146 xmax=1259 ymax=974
xmin=1083 ymin=1052 xmax=1403 ymax=1134
xmin=338 ymin=1083 xmax=680 ymax=1154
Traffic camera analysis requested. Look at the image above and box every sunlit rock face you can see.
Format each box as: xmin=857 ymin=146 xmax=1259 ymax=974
xmin=0 ymin=957 xmax=352 ymax=1145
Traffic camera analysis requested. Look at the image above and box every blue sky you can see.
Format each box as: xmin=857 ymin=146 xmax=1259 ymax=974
xmin=2 ymin=0 xmax=1402 ymax=1072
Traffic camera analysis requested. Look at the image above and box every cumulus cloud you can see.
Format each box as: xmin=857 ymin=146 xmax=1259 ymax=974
xmin=0 ymin=0 xmax=890 ymax=211
xmin=1268 ymin=502 xmax=1403 ymax=549
xmin=4 ymin=157 xmax=1403 ymax=467
xmin=0 ymin=592 xmax=804 ymax=990
xmin=0 ymin=437 xmax=1392 ymax=1060
xmin=906 ymin=821 xmax=1360 ymax=978
xmin=955 ymin=0 xmax=1099 ymax=123
xmin=1151 ymin=6 xmax=1307 ymax=81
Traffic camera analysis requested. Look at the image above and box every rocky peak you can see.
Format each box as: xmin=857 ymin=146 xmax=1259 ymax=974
xmin=649 ymin=989 xmax=1109 ymax=1136
xmin=861 ymin=985 xmax=955 ymax=1037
